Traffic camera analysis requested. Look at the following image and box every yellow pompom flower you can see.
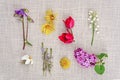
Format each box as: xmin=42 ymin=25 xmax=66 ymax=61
xmin=41 ymin=23 xmax=55 ymax=35
xmin=45 ymin=9 xmax=57 ymax=22
xmin=60 ymin=57 xmax=71 ymax=69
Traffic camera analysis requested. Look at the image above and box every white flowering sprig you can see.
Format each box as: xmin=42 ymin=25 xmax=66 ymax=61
xmin=21 ymin=55 xmax=33 ymax=64
xmin=88 ymin=10 xmax=99 ymax=46
xmin=41 ymin=42 xmax=53 ymax=75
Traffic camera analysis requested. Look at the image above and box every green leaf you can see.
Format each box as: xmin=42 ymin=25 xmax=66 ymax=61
xmin=94 ymin=64 xmax=105 ymax=75
xmin=25 ymin=41 xmax=32 ymax=46
xmin=97 ymin=53 xmax=108 ymax=59
xmin=23 ymin=8 xmax=29 ymax=13
xmin=27 ymin=16 xmax=34 ymax=23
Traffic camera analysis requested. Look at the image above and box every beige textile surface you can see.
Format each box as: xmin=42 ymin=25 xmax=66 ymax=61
xmin=0 ymin=0 xmax=120 ymax=80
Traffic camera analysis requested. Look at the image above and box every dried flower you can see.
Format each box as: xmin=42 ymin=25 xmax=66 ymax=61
xmin=88 ymin=10 xmax=99 ymax=46
xmin=59 ymin=16 xmax=75 ymax=44
xmin=21 ymin=55 xmax=33 ymax=64
xmin=63 ymin=16 xmax=74 ymax=29
xmin=74 ymin=48 xmax=97 ymax=68
xmin=45 ymin=9 xmax=57 ymax=23
xmin=41 ymin=9 xmax=56 ymax=35
xmin=14 ymin=8 xmax=34 ymax=50
xmin=59 ymin=33 xmax=74 ymax=43
xmin=41 ymin=42 xmax=53 ymax=75
xmin=41 ymin=23 xmax=55 ymax=35
xmin=60 ymin=57 xmax=71 ymax=69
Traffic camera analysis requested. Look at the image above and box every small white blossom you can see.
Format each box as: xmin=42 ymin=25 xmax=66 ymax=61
xmin=88 ymin=18 xmax=90 ymax=21
xmin=96 ymin=18 xmax=99 ymax=21
xmin=97 ymin=25 xmax=99 ymax=28
xmin=96 ymin=31 xmax=100 ymax=34
xmin=21 ymin=55 xmax=33 ymax=64
xmin=89 ymin=26 xmax=92 ymax=28
xmin=95 ymin=28 xmax=98 ymax=31
xmin=88 ymin=10 xmax=100 ymax=33
xmin=88 ymin=10 xmax=100 ymax=46
xmin=90 ymin=20 xmax=94 ymax=23
xmin=89 ymin=16 xmax=92 ymax=19
xmin=89 ymin=10 xmax=93 ymax=14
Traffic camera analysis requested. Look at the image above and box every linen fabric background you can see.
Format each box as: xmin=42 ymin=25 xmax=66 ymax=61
xmin=0 ymin=0 xmax=120 ymax=80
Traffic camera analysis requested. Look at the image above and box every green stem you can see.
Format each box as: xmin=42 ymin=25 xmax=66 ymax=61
xmin=91 ymin=23 xmax=95 ymax=46
xmin=26 ymin=20 xmax=28 ymax=41
xmin=41 ymin=42 xmax=44 ymax=48
xmin=50 ymin=48 xmax=52 ymax=58
xmin=43 ymin=48 xmax=48 ymax=75
xmin=22 ymin=18 xmax=26 ymax=50
xmin=66 ymin=28 xmax=70 ymax=33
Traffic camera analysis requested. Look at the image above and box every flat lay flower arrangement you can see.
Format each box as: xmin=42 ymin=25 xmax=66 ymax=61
xmin=14 ymin=8 xmax=108 ymax=76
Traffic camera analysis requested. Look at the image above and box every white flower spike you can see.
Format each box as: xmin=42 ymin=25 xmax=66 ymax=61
xmin=88 ymin=10 xmax=99 ymax=46
xmin=21 ymin=55 xmax=33 ymax=64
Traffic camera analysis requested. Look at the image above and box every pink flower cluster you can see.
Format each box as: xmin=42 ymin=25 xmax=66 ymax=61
xmin=74 ymin=48 xmax=97 ymax=68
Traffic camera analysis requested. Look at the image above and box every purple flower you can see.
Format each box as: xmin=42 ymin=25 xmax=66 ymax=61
xmin=15 ymin=9 xmax=27 ymax=17
xmin=74 ymin=48 xmax=97 ymax=68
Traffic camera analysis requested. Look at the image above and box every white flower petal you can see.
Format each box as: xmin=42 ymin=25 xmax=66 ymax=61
xmin=89 ymin=16 xmax=92 ymax=19
xmin=96 ymin=31 xmax=100 ymax=34
xmin=30 ymin=60 xmax=33 ymax=64
xmin=88 ymin=18 xmax=90 ymax=21
xmin=89 ymin=10 xmax=93 ymax=13
xmin=89 ymin=25 xmax=92 ymax=28
xmin=21 ymin=55 xmax=29 ymax=60
xmin=96 ymin=15 xmax=98 ymax=18
xmin=96 ymin=18 xmax=99 ymax=21
xmin=94 ymin=23 xmax=97 ymax=26
xmin=95 ymin=28 xmax=98 ymax=31
xmin=25 ymin=59 xmax=31 ymax=64
xmin=90 ymin=20 xmax=93 ymax=23
xmin=97 ymin=25 xmax=100 ymax=28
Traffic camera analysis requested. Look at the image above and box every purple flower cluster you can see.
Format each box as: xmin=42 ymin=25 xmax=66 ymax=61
xmin=74 ymin=48 xmax=97 ymax=68
xmin=15 ymin=9 xmax=27 ymax=17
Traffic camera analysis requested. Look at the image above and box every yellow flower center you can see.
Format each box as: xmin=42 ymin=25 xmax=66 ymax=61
xmin=60 ymin=57 xmax=71 ymax=69
xmin=45 ymin=25 xmax=51 ymax=29
xmin=29 ymin=56 xmax=32 ymax=60
xmin=50 ymin=14 xmax=55 ymax=20
xmin=62 ymin=61 xmax=67 ymax=66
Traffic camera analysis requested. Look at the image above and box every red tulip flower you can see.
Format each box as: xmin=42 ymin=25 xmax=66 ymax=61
xmin=63 ymin=16 xmax=74 ymax=29
xmin=59 ymin=16 xmax=75 ymax=44
xmin=59 ymin=33 xmax=74 ymax=43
